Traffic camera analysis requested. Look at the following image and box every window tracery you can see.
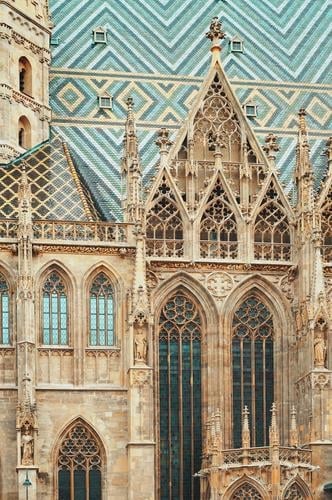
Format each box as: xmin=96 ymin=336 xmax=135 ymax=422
xmin=89 ymin=272 xmax=114 ymax=346
xmin=159 ymin=293 xmax=201 ymax=500
xmin=200 ymin=177 xmax=238 ymax=259
xmin=230 ymin=483 xmax=263 ymax=499
xmin=0 ymin=274 xmax=9 ymax=345
xmin=42 ymin=271 xmax=68 ymax=345
xmin=254 ymin=184 xmax=291 ymax=261
xmin=193 ymin=73 xmax=241 ymax=161
xmin=58 ymin=422 xmax=102 ymax=500
xmin=283 ymin=482 xmax=306 ymax=499
xmin=321 ymin=197 xmax=332 ymax=262
xmin=146 ymin=176 xmax=184 ymax=257
xmin=232 ymin=295 xmax=274 ymax=447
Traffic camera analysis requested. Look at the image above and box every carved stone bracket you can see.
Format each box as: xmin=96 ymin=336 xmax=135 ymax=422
xmin=129 ymin=368 xmax=152 ymax=388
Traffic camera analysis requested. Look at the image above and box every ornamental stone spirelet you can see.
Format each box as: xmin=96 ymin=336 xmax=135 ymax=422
xmin=206 ymin=17 xmax=226 ymax=49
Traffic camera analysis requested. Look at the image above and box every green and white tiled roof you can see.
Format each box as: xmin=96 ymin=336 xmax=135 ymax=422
xmin=49 ymin=0 xmax=332 ymax=220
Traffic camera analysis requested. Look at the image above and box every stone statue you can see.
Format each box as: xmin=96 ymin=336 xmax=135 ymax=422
xmin=314 ymin=332 xmax=327 ymax=367
xmin=21 ymin=424 xmax=33 ymax=465
xmin=134 ymin=326 xmax=148 ymax=363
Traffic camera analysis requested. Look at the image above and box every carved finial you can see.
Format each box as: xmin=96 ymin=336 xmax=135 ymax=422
xmin=298 ymin=108 xmax=307 ymax=135
xmin=242 ymin=405 xmax=251 ymax=448
xmin=123 ymin=96 xmax=139 ymax=162
xmin=263 ymin=134 xmax=279 ymax=166
xmin=206 ymin=17 xmax=226 ymax=59
xmin=156 ymin=128 xmax=172 ymax=168
xmin=289 ymin=406 xmax=299 ymax=447
xmin=269 ymin=402 xmax=279 ymax=446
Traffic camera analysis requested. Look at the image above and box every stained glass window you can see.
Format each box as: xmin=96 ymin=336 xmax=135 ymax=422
xmin=230 ymin=483 xmax=263 ymax=499
xmin=254 ymin=183 xmax=291 ymax=261
xmin=232 ymin=295 xmax=274 ymax=447
xmin=58 ymin=422 xmax=102 ymax=500
xmin=159 ymin=293 xmax=201 ymax=500
xmin=42 ymin=272 xmax=68 ymax=345
xmin=146 ymin=176 xmax=184 ymax=257
xmin=200 ymin=177 xmax=238 ymax=259
xmin=89 ymin=273 xmax=114 ymax=346
xmin=0 ymin=274 xmax=9 ymax=345
xmin=283 ymin=482 xmax=306 ymax=499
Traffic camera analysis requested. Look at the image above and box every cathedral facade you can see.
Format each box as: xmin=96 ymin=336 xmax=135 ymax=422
xmin=0 ymin=1 xmax=331 ymax=499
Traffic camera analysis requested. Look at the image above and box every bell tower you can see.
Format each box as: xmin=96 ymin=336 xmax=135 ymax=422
xmin=0 ymin=0 xmax=52 ymax=164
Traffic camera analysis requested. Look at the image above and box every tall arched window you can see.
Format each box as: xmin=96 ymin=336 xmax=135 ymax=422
xmin=230 ymin=483 xmax=263 ymax=499
xmin=0 ymin=274 xmax=10 ymax=345
xmin=200 ymin=177 xmax=238 ymax=259
xmin=19 ymin=57 xmax=32 ymax=95
xmin=159 ymin=292 xmax=202 ymax=500
xmin=18 ymin=116 xmax=31 ymax=149
xmin=57 ymin=421 xmax=102 ymax=500
xmin=254 ymin=184 xmax=291 ymax=261
xmin=42 ymin=271 xmax=68 ymax=345
xmin=89 ymin=273 xmax=114 ymax=346
xmin=321 ymin=198 xmax=332 ymax=262
xmin=232 ymin=295 xmax=274 ymax=447
xmin=146 ymin=176 xmax=184 ymax=257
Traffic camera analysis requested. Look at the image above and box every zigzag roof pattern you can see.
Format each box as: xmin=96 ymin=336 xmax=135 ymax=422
xmin=49 ymin=0 xmax=332 ymax=220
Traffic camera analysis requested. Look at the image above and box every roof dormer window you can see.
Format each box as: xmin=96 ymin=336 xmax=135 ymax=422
xmin=244 ymin=101 xmax=257 ymax=118
xmin=99 ymin=95 xmax=112 ymax=109
xmin=230 ymin=37 xmax=243 ymax=53
xmin=93 ymin=27 xmax=107 ymax=44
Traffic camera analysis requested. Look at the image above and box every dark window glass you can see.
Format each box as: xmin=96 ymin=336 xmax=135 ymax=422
xmin=159 ymin=293 xmax=201 ymax=500
xmin=42 ymin=272 xmax=68 ymax=345
xmin=89 ymin=273 xmax=114 ymax=346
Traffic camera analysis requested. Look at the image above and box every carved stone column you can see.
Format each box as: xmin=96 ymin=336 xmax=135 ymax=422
xmin=15 ymin=168 xmax=38 ymax=500
xmin=127 ymin=229 xmax=155 ymax=499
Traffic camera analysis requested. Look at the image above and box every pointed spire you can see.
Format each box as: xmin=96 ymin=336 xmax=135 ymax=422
xmin=123 ymin=96 xmax=139 ymax=168
xmin=122 ymin=98 xmax=143 ymax=223
xmin=263 ymin=133 xmax=279 ymax=170
xmin=289 ymin=406 xmax=299 ymax=447
xmin=295 ymin=108 xmax=314 ymax=214
xmin=242 ymin=405 xmax=251 ymax=448
xmin=18 ymin=163 xmax=32 ymax=229
xmin=156 ymin=128 xmax=172 ymax=168
xmin=206 ymin=17 xmax=226 ymax=62
xmin=269 ymin=402 xmax=279 ymax=446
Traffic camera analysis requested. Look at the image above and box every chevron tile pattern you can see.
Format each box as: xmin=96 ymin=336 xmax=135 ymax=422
xmin=49 ymin=0 xmax=332 ymax=220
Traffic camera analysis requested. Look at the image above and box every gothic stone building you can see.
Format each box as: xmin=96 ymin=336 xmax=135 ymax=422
xmin=0 ymin=1 xmax=331 ymax=499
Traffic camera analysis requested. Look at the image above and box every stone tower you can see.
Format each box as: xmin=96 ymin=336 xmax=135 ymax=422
xmin=0 ymin=0 xmax=51 ymax=164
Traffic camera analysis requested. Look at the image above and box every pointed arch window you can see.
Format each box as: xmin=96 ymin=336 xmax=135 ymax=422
xmin=159 ymin=293 xmax=202 ymax=500
xmin=0 ymin=274 xmax=10 ymax=345
xmin=146 ymin=176 xmax=184 ymax=257
xmin=89 ymin=273 xmax=114 ymax=346
xmin=57 ymin=421 xmax=102 ymax=500
xmin=321 ymin=198 xmax=332 ymax=262
xmin=42 ymin=271 xmax=68 ymax=345
xmin=254 ymin=185 xmax=291 ymax=261
xmin=283 ymin=482 xmax=307 ymax=499
xmin=232 ymin=295 xmax=274 ymax=447
xmin=200 ymin=177 xmax=238 ymax=259
xmin=230 ymin=483 xmax=263 ymax=499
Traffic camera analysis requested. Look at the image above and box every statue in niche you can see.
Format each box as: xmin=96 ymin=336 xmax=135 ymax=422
xmin=134 ymin=325 xmax=148 ymax=363
xmin=21 ymin=423 xmax=34 ymax=465
xmin=314 ymin=332 xmax=327 ymax=368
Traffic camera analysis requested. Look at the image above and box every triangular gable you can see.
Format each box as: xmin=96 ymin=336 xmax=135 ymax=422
xmin=251 ymin=171 xmax=294 ymax=222
xmin=145 ymin=166 xmax=188 ymax=220
xmin=197 ymin=169 xmax=243 ymax=222
xmin=169 ymin=61 xmax=267 ymax=168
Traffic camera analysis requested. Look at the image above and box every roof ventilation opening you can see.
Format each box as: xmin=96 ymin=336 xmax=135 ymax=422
xmin=93 ymin=27 xmax=107 ymax=44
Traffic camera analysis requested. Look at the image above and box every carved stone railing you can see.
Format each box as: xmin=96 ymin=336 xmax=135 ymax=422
xmin=254 ymin=242 xmax=292 ymax=261
xmin=0 ymin=219 xmax=135 ymax=246
xmin=322 ymin=245 xmax=332 ymax=263
xmin=208 ymin=446 xmax=311 ymax=468
xmin=32 ymin=220 xmax=134 ymax=245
